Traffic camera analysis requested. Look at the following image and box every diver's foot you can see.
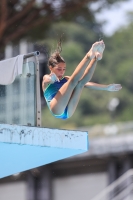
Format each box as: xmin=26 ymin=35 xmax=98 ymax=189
xmin=87 ymin=41 xmax=104 ymax=60
xmin=96 ymin=41 xmax=105 ymax=60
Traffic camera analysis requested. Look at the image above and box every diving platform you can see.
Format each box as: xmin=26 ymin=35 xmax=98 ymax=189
xmin=0 ymin=124 xmax=88 ymax=178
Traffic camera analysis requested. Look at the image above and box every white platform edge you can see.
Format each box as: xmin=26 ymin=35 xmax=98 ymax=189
xmin=0 ymin=124 xmax=88 ymax=150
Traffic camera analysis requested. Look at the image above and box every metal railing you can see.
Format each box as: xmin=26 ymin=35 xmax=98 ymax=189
xmin=91 ymin=169 xmax=133 ymax=200
xmin=0 ymin=51 xmax=41 ymax=127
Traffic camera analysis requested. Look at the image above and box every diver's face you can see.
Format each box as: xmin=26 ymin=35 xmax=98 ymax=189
xmin=50 ymin=62 xmax=66 ymax=79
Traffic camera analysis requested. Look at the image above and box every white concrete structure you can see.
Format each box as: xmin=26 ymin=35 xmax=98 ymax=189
xmin=0 ymin=123 xmax=88 ymax=178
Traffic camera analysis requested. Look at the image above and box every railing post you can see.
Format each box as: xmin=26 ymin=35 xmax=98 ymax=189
xmin=27 ymin=171 xmax=36 ymax=200
xmin=35 ymin=54 xmax=41 ymax=127
xmin=36 ymin=166 xmax=52 ymax=200
xmin=107 ymin=159 xmax=117 ymax=200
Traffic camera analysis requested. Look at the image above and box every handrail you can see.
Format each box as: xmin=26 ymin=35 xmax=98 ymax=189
xmin=23 ymin=51 xmax=42 ymax=127
xmin=111 ymin=183 xmax=133 ymax=200
xmin=0 ymin=51 xmax=41 ymax=127
xmin=24 ymin=51 xmax=40 ymax=59
xmin=91 ymin=169 xmax=133 ymax=200
xmin=23 ymin=50 xmax=41 ymax=127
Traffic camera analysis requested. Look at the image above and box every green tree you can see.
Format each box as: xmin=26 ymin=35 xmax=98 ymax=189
xmin=0 ymin=0 xmax=125 ymax=49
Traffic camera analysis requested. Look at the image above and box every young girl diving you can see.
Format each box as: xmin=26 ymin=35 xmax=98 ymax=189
xmin=42 ymin=40 xmax=122 ymax=120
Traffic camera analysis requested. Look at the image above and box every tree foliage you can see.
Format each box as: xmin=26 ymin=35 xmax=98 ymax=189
xmin=0 ymin=0 xmax=125 ymax=48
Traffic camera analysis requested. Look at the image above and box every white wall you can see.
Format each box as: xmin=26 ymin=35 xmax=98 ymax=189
xmin=0 ymin=172 xmax=107 ymax=200
xmin=0 ymin=181 xmax=27 ymax=200
xmin=53 ymin=172 xmax=107 ymax=200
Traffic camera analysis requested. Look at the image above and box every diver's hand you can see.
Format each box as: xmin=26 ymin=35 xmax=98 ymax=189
xmin=107 ymin=84 xmax=122 ymax=91
xmin=49 ymin=73 xmax=60 ymax=83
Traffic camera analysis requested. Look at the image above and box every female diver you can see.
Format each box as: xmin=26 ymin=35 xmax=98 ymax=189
xmin=42 ymin=40 xmax=122 ymax=120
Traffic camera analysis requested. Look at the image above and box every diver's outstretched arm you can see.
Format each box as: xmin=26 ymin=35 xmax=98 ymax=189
xmin=84 ymin=82 xmax=122 ymax=91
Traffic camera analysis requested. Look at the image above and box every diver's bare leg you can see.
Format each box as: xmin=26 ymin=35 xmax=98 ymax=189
xmin=50 ymin=41 xmax=104 ymax=115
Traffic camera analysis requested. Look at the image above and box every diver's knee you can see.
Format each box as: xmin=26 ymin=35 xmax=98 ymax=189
xmin=68 ymin=77 xmax=79 ymax=88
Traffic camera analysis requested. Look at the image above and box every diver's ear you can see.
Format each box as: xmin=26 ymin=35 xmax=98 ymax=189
xmin=49 ymin=66 xmax=52 ymax=72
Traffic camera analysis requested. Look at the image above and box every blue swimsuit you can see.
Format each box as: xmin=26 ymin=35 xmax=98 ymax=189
xmin=43 ymin=77 xmax=69 ymax=119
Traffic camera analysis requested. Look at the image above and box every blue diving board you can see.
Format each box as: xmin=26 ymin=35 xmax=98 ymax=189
xmin=0 ymin=124 xmax=88 ymax=178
